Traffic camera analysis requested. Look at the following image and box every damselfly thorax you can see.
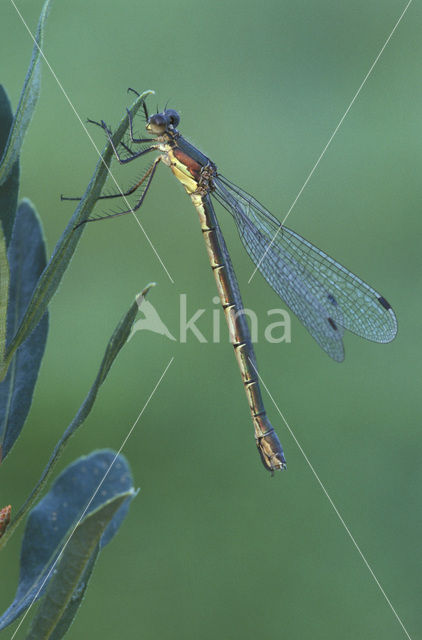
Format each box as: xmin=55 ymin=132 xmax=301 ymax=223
xmin=155 ymin=130 xmax=217 ymax=199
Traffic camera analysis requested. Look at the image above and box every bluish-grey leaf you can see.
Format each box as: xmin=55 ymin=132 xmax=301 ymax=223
xmin=47 ymin=547 xmax=99 ymax=640
xmin=31 ymin=494 xmax=134 ymax=640
xmin=1 ymin=90 xmax=152 ymax=373
xmin=0 ymin=85 xmax=19 ymax=248
xmin=0 ymin=223 xmax=8 ymax=366
xmin=0 ymin=200 xmax=49 ymax=461
xmin=48 ymin=544 xmax=99 ymax=640
xmin=44 ymin=492 xmax=133 ymax=640
xmin=0 ymin=284 xmax=153 ymax=546
xmin=0 ymin=449 xmax=136 ymax=632
xmin=0 ymin=0 xmax=52 ymax=187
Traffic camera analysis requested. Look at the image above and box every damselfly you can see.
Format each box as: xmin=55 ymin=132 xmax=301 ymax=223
xmin=63 ymin=90 xmax=397 ymax=472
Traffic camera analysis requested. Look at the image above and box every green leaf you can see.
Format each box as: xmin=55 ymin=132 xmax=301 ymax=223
xmin=1 ymin=89 xmax=153 ymax=375
xmin=0 ymin=450 xmax=136 ymax=634
xmin=0 ymin=284 xmax=154 ymax=546
xmin=0 ymin=85 xmax=19 ymax=247
xmin=47 ymin=548 xmax=99 ymax=640
xmin=0 ymin=200 xmax=49 ymax=461
xmin=0 ymin=0 xmax=52 ymax=187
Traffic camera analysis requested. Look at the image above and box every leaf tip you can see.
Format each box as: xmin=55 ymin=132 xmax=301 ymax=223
xmin=135 ymin=282 xmax=156 ymax=308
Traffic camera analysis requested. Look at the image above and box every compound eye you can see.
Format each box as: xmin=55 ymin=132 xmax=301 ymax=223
xmin=166 ymin=109 xmax=180 ymax=127
xmin=147 ymin=113 xmax=168 ymax=134
xmin=149 ymin=114 xmax=166 ymax=128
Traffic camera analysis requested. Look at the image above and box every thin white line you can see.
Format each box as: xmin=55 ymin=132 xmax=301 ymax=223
xmin=248 ymin=0 xmax=412 ymax=285
xmin=248 ymin=357 xmax=413 ymax=640
xmin=10 ymin=356 xmax=174 ymax=639
xmin=9 ymin=0 xmax=174 ymax=284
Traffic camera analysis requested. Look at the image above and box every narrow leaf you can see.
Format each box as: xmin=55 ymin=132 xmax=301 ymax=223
xmin=0 ymin=85 xmax=19 ymax=247
xmin=0 ymin=0 xmax=52 ymax=187
xmin=0 ymin=284 xmax=154 ymax=545
xmin=48 ymin=491 xmax=133 ymax=640
xmin=2 ymin=90 xmax=153 ymax=371
xmin=0 ymin=200 xmax=49 ymax=461
xmin=47 ymin=548 xmax=98 ymax=640
xmin=0 ymin=223 xmax=9 ymax=371
xmin=27 ymin=496 xmax=132 ymax=639
xmin=0 ymin=450 xmax=136 ymax=633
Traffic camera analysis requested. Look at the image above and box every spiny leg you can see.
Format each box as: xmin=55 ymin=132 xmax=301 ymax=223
xmin=126 ymin=108 xmax=155 ymax=144
xmin=90 ymin=118 xmax=157 ymax=164
xmin=86 ymin=118 xmax=135 ymax=156
xmin=61 ymin=168 xmax=156 ymax=202
xmin=61 ymin=118 xmax=156 ymax=201
xmin=88 ymin=114 xmax=154 ymax=150
xmin=74 ymin=157 xmax=161 ymax=228
xmin=127 ymin=87 xmax=140 ymax=98
xmin=127 ymin=89 xmax=149 ymax=122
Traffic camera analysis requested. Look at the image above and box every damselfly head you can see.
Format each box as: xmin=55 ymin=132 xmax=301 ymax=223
xmin=146 ymin=109 xmax=180 ymax=134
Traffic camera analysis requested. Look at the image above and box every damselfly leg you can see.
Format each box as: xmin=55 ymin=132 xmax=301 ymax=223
xmin=126 ymin=108 xmax=155 ymax=144
xmin=86 ymin=118 xmax=138 ymax=157
xmin=93 ymin=119 xmax=157 ymax=165
xmin=62 ymin=113 xmax=161 ymax=227
xmin=71 ymin=157 xmax=161 ymax=228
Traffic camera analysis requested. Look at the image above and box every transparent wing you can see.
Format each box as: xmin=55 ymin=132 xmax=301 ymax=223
xmin=212 ymin=175 xmax=397 ymax=361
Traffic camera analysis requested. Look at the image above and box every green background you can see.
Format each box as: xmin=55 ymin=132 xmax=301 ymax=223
xmin=1 ymin=1 xmax=421 ymax=638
